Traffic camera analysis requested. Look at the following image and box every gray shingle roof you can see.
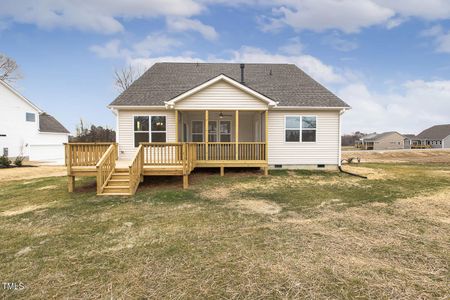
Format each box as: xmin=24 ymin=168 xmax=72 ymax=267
xmin=416 ymin=124 xmax=450 ymax=140
xmin=363 ymin=131 xmax=404 ymax=142
xmin=39 ymin=113 xmax=69 ymax=134
xmin=110 ymin=63 xmax=349 ymax=108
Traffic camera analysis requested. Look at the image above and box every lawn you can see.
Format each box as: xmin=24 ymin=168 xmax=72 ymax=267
xmin=1 ymin=163 xmax=449 ymax=299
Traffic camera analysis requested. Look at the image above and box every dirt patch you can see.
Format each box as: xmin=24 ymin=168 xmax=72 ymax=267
xmin=230 ymin=199 xmax=282 ymax=215
xmin=37 ymin=185 xmax=58 ymax=191
xmin=0 ymin=165 xmax=66 ymax=182
xmin=0 ymin=204 xmax=52 ymax=217
xmin=15 ymin=246 xmax=32 ymax=257
xmin=343 ymin=149 xmax=450 ymax=163
xmin=341 ymin=165 xmax=391 ymax=180
xmin=200 ymin=186 xmax=231 ymax=201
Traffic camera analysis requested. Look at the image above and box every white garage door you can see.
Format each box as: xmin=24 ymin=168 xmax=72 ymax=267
xmin=29 ymin=144 xmax=65 ymax=165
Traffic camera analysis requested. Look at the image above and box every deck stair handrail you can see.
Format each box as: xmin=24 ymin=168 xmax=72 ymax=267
xmin=129 ymin=145 xmax=144 ymax=194
xmin=95 ymin=144 xmax=117 ymax=194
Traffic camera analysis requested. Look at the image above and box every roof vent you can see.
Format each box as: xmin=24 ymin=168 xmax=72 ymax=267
xmin=240 ymin=63 xmax=245 ymax=84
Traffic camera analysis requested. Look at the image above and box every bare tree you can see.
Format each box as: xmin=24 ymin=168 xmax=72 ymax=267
xmin=0 ymin=53 xmax=22 ymax=83
xmin=114 ymin=65 xmax=142 ymax=92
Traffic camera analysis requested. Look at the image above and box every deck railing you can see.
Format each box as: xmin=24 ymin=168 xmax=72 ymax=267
xmin=95 ymin=144 xmax=116 ymax=194
xmin=192 ymin=142 xmax=266 ymax=161
xmin=141 ymin=143 xmax=184 ymax=165
xmin=129 ymin=145 xmax=144 ymax=194
xmin=65 ymin=142 xmax=116 ymax=172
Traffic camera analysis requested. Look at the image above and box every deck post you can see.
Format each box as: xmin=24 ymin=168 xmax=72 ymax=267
xmin=175 ymin=110 xmax=179 ymax=142
xmin=205 ymin=110 xmax=209 ymax=160
xmin=235 ymin=110 xmax=239 ymax=160
xmin=265 ymin=110 xmax=269 ymax=176
xmin=183 ymin=175 xmax=189 ymax=189
xmin=220 ymin=166 xmax=224 ymax=176
xmin=68 ymin=176 xmax=75 ymax=192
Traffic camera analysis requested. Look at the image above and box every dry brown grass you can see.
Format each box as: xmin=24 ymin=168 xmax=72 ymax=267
xmin=343 ymin=149 xmax=450 ymax=163
xmin=1 ymin=163 xmax=449 ymax=298
xmin=0 ymin=165 xmax=66 ymax=181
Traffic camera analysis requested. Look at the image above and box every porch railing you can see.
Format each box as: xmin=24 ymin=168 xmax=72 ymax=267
xmin=192 ymin=142 xmax=266 ymax=161
xmin=141 ymin=143 xmax=184 ymax=165
xmin=95 ymin=144 xmax=116 ymax=194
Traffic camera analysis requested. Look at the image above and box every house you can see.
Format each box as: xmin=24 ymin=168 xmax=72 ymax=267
xmin=356 ymin=131 xmax=405 ymax=150
xmin=65 ymin=62 xmax=350 ymax=195
xmin=402 ymin=134 xmax=416 ymax=149
xmin=413 ymin=124 xmax=450 ymax=148
xmin=0 ymin=80 xmax=69 ymax=164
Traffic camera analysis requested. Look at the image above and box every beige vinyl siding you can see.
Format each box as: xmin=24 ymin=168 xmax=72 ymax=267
xmin=442 ymin=135 xmax=450 ymax=148
xmin=117 ymin=110 xmax=176 ymax=159
xmin=175 ymin=80 xmax=268 ymax=110
xmin=268 ymin=110 xmax=340 ymax=166
xmin=373 ymin=133 xmax=405 ymax=150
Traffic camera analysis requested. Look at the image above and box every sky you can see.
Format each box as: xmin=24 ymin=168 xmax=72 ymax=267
xmin=1 ymin=0 xmax=450 ymax=135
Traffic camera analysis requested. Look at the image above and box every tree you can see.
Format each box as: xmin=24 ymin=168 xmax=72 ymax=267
xmin=114 ymin=65 xmax=142 ymax=92
xmin=70 ymin=119 xmax=116 ymax=142
xmin=0 ymin=53 xmax=22 ymax=83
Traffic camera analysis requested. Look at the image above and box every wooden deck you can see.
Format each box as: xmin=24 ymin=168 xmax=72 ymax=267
xmin=65 ymin=142 xmax=268 ymax=196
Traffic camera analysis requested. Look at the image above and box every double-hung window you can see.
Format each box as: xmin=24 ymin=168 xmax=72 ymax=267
xmin=192 ymin=121 xmax=204 ymax=142
xmin=208 ymin=121 xmax=218 ymax=142
xmin=134 ymin=116 xmax=166 ymax=147
xmin=285 ymin=115 xmax=317 ymax=142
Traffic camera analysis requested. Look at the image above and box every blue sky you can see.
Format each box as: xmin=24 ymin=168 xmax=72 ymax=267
xmin=1 ymin=0 xmax=450 ymax=134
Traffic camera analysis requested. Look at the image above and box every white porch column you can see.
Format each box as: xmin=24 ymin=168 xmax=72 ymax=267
xmin=235 ymin=110 xmax=239 ymax=160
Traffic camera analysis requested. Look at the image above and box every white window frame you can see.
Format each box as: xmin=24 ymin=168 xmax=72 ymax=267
xmin=191 ymin=120 xmax=204 ymax=142
xmin=208 ymin=120 xmax=218 ymax=142
xmin=133 ymin=115 xmax=167 ymax=148
xmin=219 ymin=120 xmax=232 ymax=142
xmin=26 ymin=112 xmax=36 ymax=122
xmin=284 ymin=115 xmax=317 ymax=143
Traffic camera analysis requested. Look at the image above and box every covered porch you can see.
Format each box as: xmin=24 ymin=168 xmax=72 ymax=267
xmin=175 ymin=109 xmax=268 ymax=171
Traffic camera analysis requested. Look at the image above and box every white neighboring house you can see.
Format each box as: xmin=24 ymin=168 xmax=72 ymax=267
xmin=0 ymin=80 xmax=69 ymax=164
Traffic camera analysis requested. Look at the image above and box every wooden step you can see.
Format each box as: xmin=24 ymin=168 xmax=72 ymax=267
xmin=108 ymin=179 xmax=130 ymax=186
xmin=115 ymin=167 xmax=129 ymax=173
xmin=103 ymin=186 xmax=130 ymax=194
xmin=110 ymin=174 xmax=129 ymax=180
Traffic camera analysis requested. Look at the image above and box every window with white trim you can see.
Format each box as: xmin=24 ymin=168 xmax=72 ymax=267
xmin=285 ymin=116 xmax=300 ymax=142
xmin=26 ymin=112 xmax=35 ymax=122
xmin=134 ymin=116 xmax=166 ymax=147
xmin=219 ymin=120 xmax=231 ymax=142
xmin=208 ymin=121 xmax=218 ymax=142
xmin=192 ymin=120 xmax=204 ymax=142
xmin=285 ymin=116 xmax=317 ymax=142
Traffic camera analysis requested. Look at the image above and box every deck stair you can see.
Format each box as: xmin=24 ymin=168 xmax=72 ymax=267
xmin=100 ymin=167 xmax=133 ymax=196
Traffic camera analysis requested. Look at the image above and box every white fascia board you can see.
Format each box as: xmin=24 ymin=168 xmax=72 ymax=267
xmin=108 ymin=105 xmax=168 ymax=111
xmin=0 ymin=80 xmax=43 ymax=113
xmin=164 ymin=74 xmax=278 ymax=108
xmin=273 ymin=106 xmax=351 ymax=111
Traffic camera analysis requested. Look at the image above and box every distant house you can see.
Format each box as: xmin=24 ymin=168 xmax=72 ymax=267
xmin=0 ymin=80 xmax=69 ymax=163
xmin=413 ymin=124 xmax=450 ymax=149
xmin=356 ymin=131 xmax=405 ymax=150
xmin=403 ymin=134 xmax=416 ymax=149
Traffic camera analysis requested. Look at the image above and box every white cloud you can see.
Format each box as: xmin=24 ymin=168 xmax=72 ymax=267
xmin=89 ymin=39 xmax=126 ymax=58
xmin=257 ymin=0 xmax=450 ymax=34
xmin=278 ymin=37 xmax=303 ymax=55
xmin=0 ymin=0 xmax=203 ymax=34
xmin=90 ymin=33 xmax=182 ymax=61
xmin=340 ymin=80 xmax=450 ymax=133
xmin=166 ymin=17 xmax=218 ymax=40
xmin=133 ymin=33 xmax=182 ymax=56
xmin=323 ymin=34 xmax=358 ymax=52
xmin=227 ymin=46 xmax=345 ymax=84
xmin=420 ymin=25 xmax=450 ymax=54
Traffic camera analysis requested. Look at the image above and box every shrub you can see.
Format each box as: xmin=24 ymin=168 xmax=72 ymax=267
xmin=0 ymin=155 xmax=11 ymax=167
xmin=14 ymin=156 xmax=25 ymax=167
